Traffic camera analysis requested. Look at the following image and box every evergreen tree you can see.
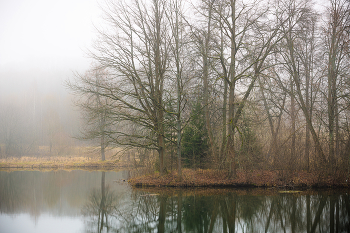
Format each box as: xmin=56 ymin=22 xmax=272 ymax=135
xmin=182 ymin=101 xmax=209 ymax=168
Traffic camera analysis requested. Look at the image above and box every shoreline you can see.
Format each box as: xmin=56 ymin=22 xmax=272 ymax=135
xmin=1 ymin=158 xmax=349 ymax=189
xmin=128 ymin=168 xmax=350 ymax=189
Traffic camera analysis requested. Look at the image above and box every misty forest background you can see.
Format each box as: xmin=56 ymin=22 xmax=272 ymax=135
xmin=1 ymin=0 xmax=350 ymax=177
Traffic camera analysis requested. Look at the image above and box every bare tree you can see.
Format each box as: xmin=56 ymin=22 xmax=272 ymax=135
xmin=67 ymin=67 xmax=110 ymax=160
xmin=88 ymin=0 xmax=172 ymax=174
xmin=166 ymin=0 xmax=191 ymax=178
xmin=66 ymin=0 xmax=350 ymax=175
xmin=323 ymin=0 xmax=350 ymax=171
xmin=209 ymin=0 xmax=302 ymax=177
xmin=298 ymin=12 xmax=318 ymax=171
xmin=278 ymin=0 xmax=328 ymax=167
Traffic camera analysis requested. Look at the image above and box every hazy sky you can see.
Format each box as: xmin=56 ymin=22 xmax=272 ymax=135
xmin=0 ymin=0 xmax=329 ymax=97
xmin=0 ymin=0 xmax=102 ymax=95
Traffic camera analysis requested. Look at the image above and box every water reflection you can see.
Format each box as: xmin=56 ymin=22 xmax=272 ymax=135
xmin=82 ymin=172 xmax=119 ymax=233
xmin=0 ymin=171 xmax=349 ymax=233
xmin=111 ymin=189 xmax=350 ymax=233
xmin=0 ymin=170 xmax=129 ymax=233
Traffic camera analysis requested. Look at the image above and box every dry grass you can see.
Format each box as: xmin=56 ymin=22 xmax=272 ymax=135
xmin=129 ymin=168 xmax=350 ymax=188
xmin=0 ymin=156 xmax=130 ymax=171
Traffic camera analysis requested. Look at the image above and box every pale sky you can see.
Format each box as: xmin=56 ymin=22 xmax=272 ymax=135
xmin=0 ymin=0 xmax=102 ymax=95
xmin=0 ymin=0 xmax=329 ymax=97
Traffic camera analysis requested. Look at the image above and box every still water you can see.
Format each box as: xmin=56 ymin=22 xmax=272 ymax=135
xmin=0 ymin=170 xmax=349 ymax=233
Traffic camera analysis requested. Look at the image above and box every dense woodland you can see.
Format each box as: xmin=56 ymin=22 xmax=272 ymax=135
xmin=67 ymin=0 xmax=350 ymax=177
xmin=1 ymin=0 xmax=349 ymax=178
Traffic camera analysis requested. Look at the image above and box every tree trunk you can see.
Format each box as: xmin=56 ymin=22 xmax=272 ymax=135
xmin=305 ymin=56 xmax=311 ymax=172
xmin=101 ymin=113 xmax=105 ymax=161
xmin=227 ymin=0 xmax=236 ymax=178
xmin=175 ymin=0 xmax=182 ymax=180
xmin=291 ymin=78 xmax=296 ymax=170
xmin=203 ymin=0 xmax=215 ymax=160
xmin=328 ymin=16 xmax=338 ymax=172
xmin=154 ymin=0 xmax=165 ymax=175
xmin=219 ymin=25 xmax=228 ymax=166
xmin=101 ymin=132 xmax=105 ymax=161
xmin=220 ymin=74 xmax=228 ymax=164
xmin=158 ymin=132 xmax=165 ymax=175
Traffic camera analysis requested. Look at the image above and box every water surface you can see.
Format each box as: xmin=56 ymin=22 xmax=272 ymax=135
xmin=0 ymin=170 xmax=349 ymax=232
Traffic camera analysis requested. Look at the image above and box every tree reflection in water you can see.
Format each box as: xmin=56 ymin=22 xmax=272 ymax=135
xmin=1 ymin=171 xmax=349 ymax=232
xmin=82 ymin=172 xmax=119 ymax=233
xmin=81 ymin=188 xmax=350 ymax=233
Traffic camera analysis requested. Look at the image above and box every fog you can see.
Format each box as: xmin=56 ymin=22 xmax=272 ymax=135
xmin=0 ymin=0 xmax=103 ymax=157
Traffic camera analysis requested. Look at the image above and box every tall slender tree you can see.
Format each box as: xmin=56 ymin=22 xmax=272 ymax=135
xmin=91 ymin=0 xmax=170 ymax=174
xmin=323 ymin=0 xmax=350 ymax=171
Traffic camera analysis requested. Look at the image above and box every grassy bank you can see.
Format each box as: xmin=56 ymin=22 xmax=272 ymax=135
xmin=2 ymin=157 xmax=349 ymax=189
xmin=0 ymin=156 xmax=129 ymax=171
xmin=129 ymin=168 xmax=350 ymax=189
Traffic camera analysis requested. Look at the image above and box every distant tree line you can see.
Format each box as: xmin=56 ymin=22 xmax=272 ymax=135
xmin=68 ymin=0 xmax=350 ymax=177
xmin=0 ymin=88 xmax=80 ymax=157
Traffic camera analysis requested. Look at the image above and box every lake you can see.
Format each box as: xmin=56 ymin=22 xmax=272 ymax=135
xmin=0 ymin=170 xmax=349 ymax=233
